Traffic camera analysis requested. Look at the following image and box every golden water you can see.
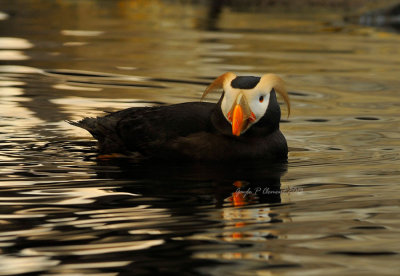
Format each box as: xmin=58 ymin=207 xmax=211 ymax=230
xmin=0 ymin=1 xmax=399 ymax=275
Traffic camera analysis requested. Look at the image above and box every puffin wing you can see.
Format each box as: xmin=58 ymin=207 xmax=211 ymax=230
xmin=70 ymin=102 xmax=216 ymax=156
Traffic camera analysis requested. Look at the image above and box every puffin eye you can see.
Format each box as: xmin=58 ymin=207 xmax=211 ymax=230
xmin=259 ymin=95 xmax=264 ymax=103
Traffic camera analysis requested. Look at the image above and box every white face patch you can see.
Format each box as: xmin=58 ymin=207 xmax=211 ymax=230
xmin=221 ymin=85 xmax=272 ymax=128
xmin=202 ymin=72 xmax=289 ymax=134
xmin=221 ymin=86 xmax=241 ymax=122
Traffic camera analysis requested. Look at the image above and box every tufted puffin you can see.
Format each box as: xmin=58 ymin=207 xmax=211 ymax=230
xmin=69 ymin=72 xmax=290 ymax=161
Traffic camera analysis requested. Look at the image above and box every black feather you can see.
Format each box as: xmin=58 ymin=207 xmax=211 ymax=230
xmin=69 ymin=92 xmax=288 ymax=161
xmin=231 ymin=76 xmax=260 ymax=89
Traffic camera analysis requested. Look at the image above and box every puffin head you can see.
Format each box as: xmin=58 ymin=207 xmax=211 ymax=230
xmin=202 ymin=72 xmax=290 ymax=136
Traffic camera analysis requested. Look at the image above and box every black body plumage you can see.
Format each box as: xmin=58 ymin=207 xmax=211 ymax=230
xmin=70 ymin=77 xmax=288 ymax=161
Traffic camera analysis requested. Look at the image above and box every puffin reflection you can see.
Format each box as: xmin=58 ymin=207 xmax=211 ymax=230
xmin=93 ymin=159 xmax=286 ymax=207
xmin=226 ymin=180 xmax=281 ymax=207
xmin=87 ymin=159 xmax=288 ymax=273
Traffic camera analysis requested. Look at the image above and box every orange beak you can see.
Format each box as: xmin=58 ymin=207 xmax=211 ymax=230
xmin=231 ymin=104 xmax=243 ymax=136
xmin=227 ymin=93 xmax=256 ymax=136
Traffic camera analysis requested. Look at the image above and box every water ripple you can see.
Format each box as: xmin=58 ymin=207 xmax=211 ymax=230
xmin=1 ymin=1 xmax=400 ymax=275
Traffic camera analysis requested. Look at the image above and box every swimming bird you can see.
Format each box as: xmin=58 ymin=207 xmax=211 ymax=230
xmin=69 ymin=72 xmax=290 ymax=161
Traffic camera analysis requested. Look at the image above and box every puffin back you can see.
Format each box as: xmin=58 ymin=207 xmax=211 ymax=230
xmin=69 ymin=102 xmax=217 ymax=155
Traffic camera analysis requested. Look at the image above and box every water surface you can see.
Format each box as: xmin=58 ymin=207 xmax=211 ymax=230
xmin=0 ymin=1 xmax=400 ymax=275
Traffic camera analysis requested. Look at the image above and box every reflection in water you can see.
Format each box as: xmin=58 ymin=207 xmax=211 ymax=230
xmin=0 ymin=37 xmax=33 ymax=49
xmin=61 ymin=30 xmax=104 ymax=37
xmin=0 ymin=50 xmax=29 ymax=60
xmin=0 ymin=11 xmax=9 ymax=20
xmin=0 ymin=147 xmax=290 ymax=274
xmin=1 ymin=0 xmax=400 ymax=275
